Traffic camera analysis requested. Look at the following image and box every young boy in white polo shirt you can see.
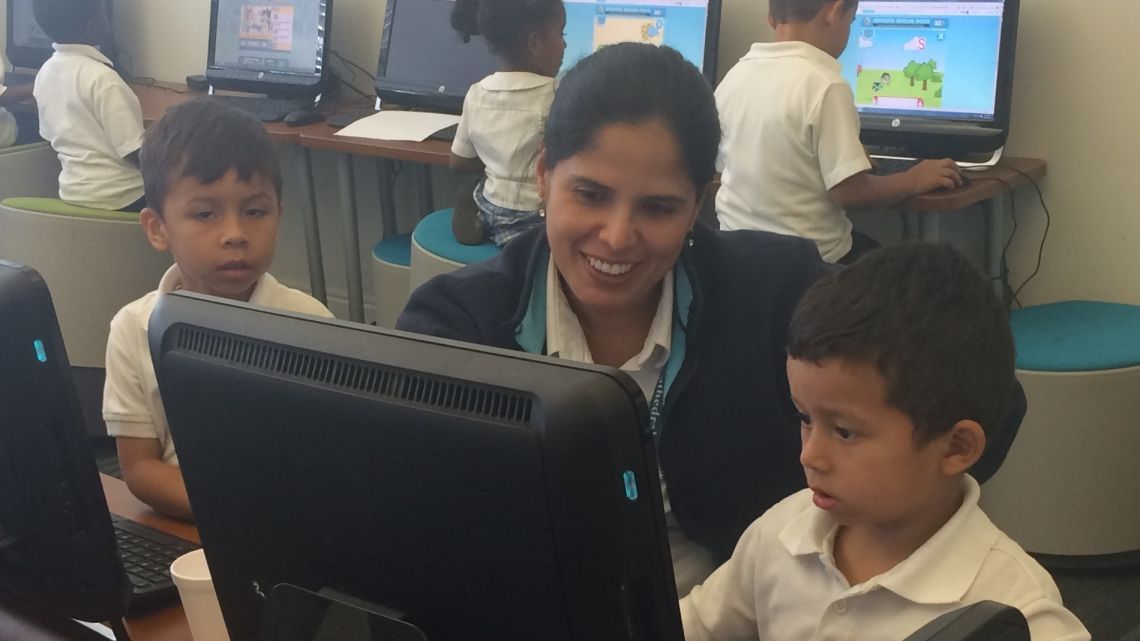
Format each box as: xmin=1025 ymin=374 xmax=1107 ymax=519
xmin=103 ymin=98 xmax=333 ymax=519
xmin=680 ymin=244 xmax=1090 ymax=641
xmin=32 ymin=0 xmax=145 ymax=211
xmin=714 ymin=0 xmax=962 ymax=264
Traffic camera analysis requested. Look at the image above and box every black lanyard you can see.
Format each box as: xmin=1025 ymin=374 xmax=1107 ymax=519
xmin=648 ymin=369 xmax=668 ymax=438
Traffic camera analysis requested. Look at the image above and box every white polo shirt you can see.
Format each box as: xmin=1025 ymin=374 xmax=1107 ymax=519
xmin=452 ymin=72 xmax=555 ymax=212
xmin=546 ymin=261 xmax=718 ymax=596
xmin=103 ymin=265 xmax=334 ymax=464
xmin=34 ymin=43 xmax=145 ymax=210
xmin=714 ymin=41 xmax=871 ymax=262
xmin=681 ymin=477 xmax=1091 ymax=641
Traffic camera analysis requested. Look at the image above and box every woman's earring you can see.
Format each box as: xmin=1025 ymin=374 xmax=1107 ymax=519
xmin=538 ymin=203 xmax=547 ymax=218
xmin=686 ymin=230 xmax=695 ymax=247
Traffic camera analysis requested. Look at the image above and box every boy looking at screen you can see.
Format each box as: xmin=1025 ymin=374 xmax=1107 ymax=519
xmin=681 ymin=244 xmax=1089 ymax=641
xmin=103 ymin=99 xmax=333 ymax=519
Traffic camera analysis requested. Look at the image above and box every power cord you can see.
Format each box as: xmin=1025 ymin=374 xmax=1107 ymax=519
xmin=118 ymin=47 xmax=193 ymax=94
xmin=970 ymin=167 xmax=1052 ymax=308
xmin=329 ymin=50 xmax=377 ymax=83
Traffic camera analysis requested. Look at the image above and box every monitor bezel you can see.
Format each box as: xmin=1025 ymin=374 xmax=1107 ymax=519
xmin=373 ymin=0 xmax=723 ymax=112
xmin=151 ymin=291 xmax=684 ymax=641
xmin=0 ymin=260 xmax=131 ymax=623
xmin=205 ymin=0 xmax=333 ymax=98
xmin=854 ymin=0 xmax=1020 ymax=157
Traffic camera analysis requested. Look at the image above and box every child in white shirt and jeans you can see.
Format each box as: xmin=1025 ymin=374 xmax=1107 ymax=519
xmin=448 ymin=0 xmax=566 ymax=246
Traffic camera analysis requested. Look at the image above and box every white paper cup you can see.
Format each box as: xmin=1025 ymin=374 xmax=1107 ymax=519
xmin=170 ymin=548 xmax=231 ymax=641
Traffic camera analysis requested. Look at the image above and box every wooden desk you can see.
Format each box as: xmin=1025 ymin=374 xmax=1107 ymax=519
xmin=132 ymin=83 xmax=451 ymax=322
xmin=901 ymin=157 xmax=1047 ymax=297
xmin=0 ymin=475 xmax=198 ymax=641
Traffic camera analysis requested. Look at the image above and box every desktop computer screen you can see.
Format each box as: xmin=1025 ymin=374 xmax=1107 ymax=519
xmin=836 ymin=0 xmax=1020 ymax=158
xmin=151 ymin=291 xmax=684 ymax=641
xmin=562 ymin=0 xmax=718 ymax=77
xmin=207 ymin=0 xmax=331 ymax=95
xmin=0 ymin=260 xmax=132 ymax=623
xmin=374 ymin=0 xmax=719 ymax=112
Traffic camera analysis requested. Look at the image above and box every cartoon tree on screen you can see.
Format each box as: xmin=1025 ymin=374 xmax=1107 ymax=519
xmin=915 ymin=59 xmax=938 ymax=91
xmin=904 ymin=60 xmax=920 ymax=87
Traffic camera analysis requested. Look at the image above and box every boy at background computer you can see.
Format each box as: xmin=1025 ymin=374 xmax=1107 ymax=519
xmin=103 ymin=99 xmax=333 ymax=519
xmin=714 ymin=0 xmax=962 ymax=264
xmin=32 ymin=0 xmax=146 ymax=211
xmin=680 ymin=244 xmax=1089 ymax=641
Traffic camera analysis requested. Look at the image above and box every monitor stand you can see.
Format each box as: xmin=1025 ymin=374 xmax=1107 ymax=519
xmin=205 ymin=85 xmax=321 ymax=123
xmin=870 ymin=146 xmax=1004 ymax=170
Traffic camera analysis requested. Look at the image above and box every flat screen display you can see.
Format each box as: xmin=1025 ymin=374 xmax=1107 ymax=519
xmin=375 ymin=0 xmax=719 ymax=111
xmin=207 ymin=0 xmax=330 ymax=92
xmin=837 ymin=0 xmax=1007 ymax=122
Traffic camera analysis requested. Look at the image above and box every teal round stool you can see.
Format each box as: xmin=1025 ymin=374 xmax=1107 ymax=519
xmin=979 ymin=301 xmax=1140 ymax=562
xmin=0 ymin=197 xmax=171 ymax=367
xmin=371 ymin=233 xmax=412 ymax=329
xmin=409 ymin=208 xmax=501 ymax=291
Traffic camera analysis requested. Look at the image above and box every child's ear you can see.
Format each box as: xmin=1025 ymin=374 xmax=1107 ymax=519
xmin=526 ymin=28 xmax=544 ymax=57
xmin=824 ymin=0 xmax=851 ymax=26
xmin=139 ymin=207 xmax=170 ymax=252
xmin=940 ymin=419 xmax=986 ymax=476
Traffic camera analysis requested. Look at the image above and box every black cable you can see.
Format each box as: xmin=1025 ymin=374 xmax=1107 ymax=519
xmin=1004 ymin=166 xmax=1051 ymax=304
xmin=970 ymin=175 xmax=1018 ymax=306
xmin=330 ymin=50 xmax=377 ymax=83
xmin=129 ymin=76 xmax=193 ymax=94
xmin=331 ymin=68 xmax=371 ymax=100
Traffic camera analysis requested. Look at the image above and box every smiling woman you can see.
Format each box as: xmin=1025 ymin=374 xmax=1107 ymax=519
xmin=397 ymin=42 xmax=828 ymax=595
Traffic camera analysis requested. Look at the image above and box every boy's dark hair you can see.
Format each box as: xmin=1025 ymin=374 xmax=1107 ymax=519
xmin=769 ymin=0 xmax=855 ymax=24
xmin=450 ymin=0 xmax=563 ymax=57
xmin=544 ymin=43 xmax=720 ymax=192
xmin=33 ymin=0 xmax=102 ymax=43
xmin=788 ymin=243 xmax=1015 ymax=444
xmin=140 ymin=98 xmax=282 ymax=216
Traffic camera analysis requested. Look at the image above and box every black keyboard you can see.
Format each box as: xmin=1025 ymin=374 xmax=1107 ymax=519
xmin=870 ymin=156 xmax=922 ymax=176
xmin=208 ymin=95 xmax=317 ymax=123
xmin=428 ymin=123 xmax=457 ymax=141
xmin=112 ymin=514 xmax=200 ymax=609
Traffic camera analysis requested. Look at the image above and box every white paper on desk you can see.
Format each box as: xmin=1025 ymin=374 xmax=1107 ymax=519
xmin=335 ymin=111 xmax=460 ymax=142
xmin=73 ymin=619 xmax=115 ymax=639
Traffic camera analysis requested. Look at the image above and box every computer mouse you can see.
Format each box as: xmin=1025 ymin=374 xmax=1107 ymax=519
xmin=283 ymin=109 xmax=326 ymax=127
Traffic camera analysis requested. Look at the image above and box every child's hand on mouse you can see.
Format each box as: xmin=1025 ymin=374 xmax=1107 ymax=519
xmin=907 ymin=158 xmax=963 ymax=193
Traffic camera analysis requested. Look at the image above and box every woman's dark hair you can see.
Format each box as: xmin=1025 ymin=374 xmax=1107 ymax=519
xmin=543 ymin=43 xmax=721 ymax=191
xmin=450 ymin=0 xmax=563 ymax=57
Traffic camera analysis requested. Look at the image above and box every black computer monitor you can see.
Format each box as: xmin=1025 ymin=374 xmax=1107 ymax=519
xmin=374 ymin=0 xmax=721 ymax=112
xmin=0 ymin=260 xmax=131 ymax=623
xmin=6 ymin=0 xmax=116 ymax=71
xmin=836 ymin=0 xmax=1020 ymax=159
xmin=150 ymin=291 xmax=682 ymax=641
xmin=206 ymin=0 xmax=333 ymax=98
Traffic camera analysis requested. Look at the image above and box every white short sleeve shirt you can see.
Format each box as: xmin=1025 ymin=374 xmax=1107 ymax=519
xmin=451 ymin=72 xmax=556 ymax=212
xmin=680 ymin=477 xmax=1091 ymax=641
xmin=714 ymin=42 xmax=872 ymax=262
xmin=103 ymin=266 xmax=334 ymax=464
xmin=545 ymin=261 xmax=717 ymax=596
xmin=34 ymin=44 xmax=145 ymax=210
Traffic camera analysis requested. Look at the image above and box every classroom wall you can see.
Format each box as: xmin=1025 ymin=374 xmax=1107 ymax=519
xmin=8 ymin=0 xmax=1140 ymax=312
